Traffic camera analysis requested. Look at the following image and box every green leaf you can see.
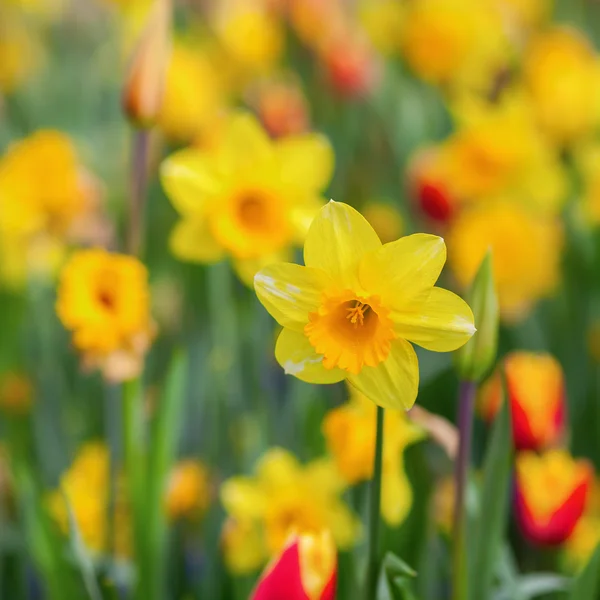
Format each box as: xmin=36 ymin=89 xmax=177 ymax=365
xmin=494 ymin=574 xmax=570 ymax=600
xmin=377 ymin=552 xmax=417 ymax=600
xmin=470 ymin=390 xmax=513 ymax=600
xmin=569 ymin=543 xmax=600 ymax=600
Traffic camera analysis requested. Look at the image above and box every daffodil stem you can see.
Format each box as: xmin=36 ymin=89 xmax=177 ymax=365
xmin=128 ymin=128 xmax=150 ymax=256
xmin=365 ymin=406 xmax=385 ymax=599
xmin=452 ymin=380 xmax=477 ymax=600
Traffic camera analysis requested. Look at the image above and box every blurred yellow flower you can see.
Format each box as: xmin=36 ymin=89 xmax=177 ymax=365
xmin=158 ymin=40 xmax=226 ymax=142
xmin=438 ymin=95 xmax=566 ymax=211
xmin=0 ymin=16 xmax=42 ymax=93
xmin=220 ymin=447 xmax=360 ymax=574
xmin=524 ymin=27 xmax=600 ymax=145
xmin=56 ymin=249 xmax=154 ymax=382
xmin=47 ymin=442 xmax=131 ymax=558
xmin=448 ymin=201 xmax=562 ymax=320
xmin=215 ymin=2 xmax=284 ymax=78
xmin=362 ymin=201 xmax=404 ymax=244
xmin=565 ymin=479 xmax=600 ymax=570
xmin=161 ymin=111 xmax=334 ymax=284
xmin=165 ymin=460 xmax=211 ymax=521
xmin=254 ymin=201 xmax=475 ymax=410
xmin=0 ymin=373 xmax=33 ymax=415
xmin=323 ymin=390 xmax=424 ymax=525
xmin=491 ymin=0 xmax=551 ymax=31
xmin=358 ymin=0 xmax=405 ymax=57
xmin=400 ymin=0 xmax=507 ymax=90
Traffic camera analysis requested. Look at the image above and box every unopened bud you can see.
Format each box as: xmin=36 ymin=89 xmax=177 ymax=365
xmin=455 ymin=250 xmax=499 ymax=382
xmin=122 ymin=0 xmax=171 ymax=128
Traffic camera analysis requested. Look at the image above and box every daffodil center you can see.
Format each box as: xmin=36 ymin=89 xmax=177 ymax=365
xmin=305 ymin=291 xmax=396 ymax=375
xmin=237 ymin=193 xmax=269 ymax=231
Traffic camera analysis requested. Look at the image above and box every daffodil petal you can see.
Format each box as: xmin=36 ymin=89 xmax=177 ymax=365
xmin=392 ymin=287 xmax=476 ymax=352
xmin=220 ymin=112 xmax=273 ymax=170
xmin=220 ymin=477 xmax=266 ymax=519
xmin=169 ymin=219 xmax=225 ymax=263
xmin=381 ymin=457 xmax=413 ymax=526
xmin=275 ymin=328 xmax=346 ymax=384
xmin=275 ymin=134 xmax=334 ymax=190
xmin=304 ymin=201 xmax=381 ymax=286
xmin=359 ymin=234 xmax=446 ymax=306
xmin=255 ymin=263 xmax=330 ymax=331
xmin=348 ymin=338 xmax=419 ymax=410
xmin=160 ymin=149 xmax=223 ymax=216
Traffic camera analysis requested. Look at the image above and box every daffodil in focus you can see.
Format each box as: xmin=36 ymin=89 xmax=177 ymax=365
xmin=448 ymin=200 xmax=562 ymax=320
xmin=220 ymin=447 xmax=360 ymax=574
xmin=254 ymin=201 xmax=475 ymax=410
xmin=56 ymin=249 xmax=155 ymax=382
xmin=161 ymin=112 xmax=334 ymax=284
xmin=47 ymin=442 xmax=131 ymax=558
xmin=323 ymin=390 xmax=424 ymax=525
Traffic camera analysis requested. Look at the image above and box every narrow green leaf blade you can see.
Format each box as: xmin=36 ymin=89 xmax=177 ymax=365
xmin=569 ymin=543 xmax=600 ymax=600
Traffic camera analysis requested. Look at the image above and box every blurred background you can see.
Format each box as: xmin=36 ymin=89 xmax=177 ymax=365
xmin=1 ymin=0 xmax=600 ymax=599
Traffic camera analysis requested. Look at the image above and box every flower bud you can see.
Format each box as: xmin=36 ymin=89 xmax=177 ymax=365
xmin=515 ymin=450 xmax=592 ymax=546
xmin=251 ymin=530 xmax=337 ymax=600
xmin=122 ymin=0 xmax=171 ymax=128
xmin=455 ymin=251 xmax=498 ymax=382
xmin=479 ymin=351 xmax=566 ymax=451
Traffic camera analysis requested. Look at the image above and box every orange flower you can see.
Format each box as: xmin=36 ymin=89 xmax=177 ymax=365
xmin=479 ymin=352 xmax=566 ymax=451
xmin=251 ymin=531 xmax=336 ymax=600
xmin=515 ymin=450 xmax=593 ymax=546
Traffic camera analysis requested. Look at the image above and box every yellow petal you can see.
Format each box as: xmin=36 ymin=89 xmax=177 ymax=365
xmin=256 ymin=447 xmax=301 ymax=488
xmin=233 ymin=249 xmax=293 ymax=288
xmin=392 ymin=287 xmax=476 ymax=352
xmin=275 ymin=328 xmax=346 ymax=384
xmin=160 ymin=149 xmax=223 ymax=216
xmin=275 ymin=133 xmax=334 ymax=191
xmin=169 ymin=219 xmax=225 ymax=263
xmin=254 ymin=263 xmax=330 ymax=332
xmin=220 ymin=477 xmax=266 ymax=519
xmin=220 ymin=112 xmax=273 ymax=170
xmin=381 ymin=457 xmax=413 ymax=526
xmin=304 ymin=201 xmax=381 ymax=286
xmin=359 ymin=234 xmax=446 ymax=307
xmin=348 ymin=338 xmax=419 ymax=410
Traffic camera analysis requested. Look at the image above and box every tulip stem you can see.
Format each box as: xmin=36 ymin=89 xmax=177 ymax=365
xmin=452 ymin=380 xmax=477 ymax=600
xmin=128 ymin=129 xmax=150 ymax=256
xmin=365 ymin=405 xmax=385 ymax=599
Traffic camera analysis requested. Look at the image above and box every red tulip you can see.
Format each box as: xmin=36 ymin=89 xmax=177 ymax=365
xmin=515 ymin=450 xmax=593 ymax=546
xmin=479 ymin=352 xmax=566 ymax=451
xmin=251 ymin=531 xmax=337 ymax=600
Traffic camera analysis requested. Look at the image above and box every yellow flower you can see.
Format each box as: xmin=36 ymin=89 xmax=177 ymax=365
xmin=323 ymin=390 xmax=424 ymax=525
xmin=254 ymin=201 xmax=475 ymax=410
xmin=0 ymin=373 xmax=33 ymax=415
xmin=161 ymin=112 xmax=334 ymax=284
xmin=47 ymin=442 xmax=131 ymax=558
xmin=400 ymin=0 xmax=507 ymax=89
xmin=165 ymin=460 xmax=211 ymax=521
xmin=215 ymin=1 xmax=284 ymax=77
xmin=0 ymin=15 xmax=42 ymax=93
xmin=56 ymin=249 xmax=154 ymax=382
xmin=565 ymin=515 xmax=600 ymax=571
xmin=438 ymin=95 xmax=567 ymax=211
xmin=448 ymin=200 xmax=562 ymax=320
xmin=524 ymin=27 xmax=600 ymax=145
xmin=490 ymin=0 xmax=551 ymax=31
xmin=220 ymin=447 xmax=360 ymax=574
xmin=358 ymin=0 xmax=405 ymax=57
xmin=157 ymin=40 xmax=226 ymax=142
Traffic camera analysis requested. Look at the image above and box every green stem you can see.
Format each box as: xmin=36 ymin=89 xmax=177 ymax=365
xmin=365 ymin=406 xmax=385 ymax=599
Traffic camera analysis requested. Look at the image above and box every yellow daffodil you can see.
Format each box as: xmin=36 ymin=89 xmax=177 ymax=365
xmin=165 ymin=460 xmax=211 ymax=521
xmin=56 ymin=249 xmax=155 ymax=382
xmin=254 ymin=201 xmax=475 ymax=410
xmin=524 ymin=27 xmax=600 ymax=145
xmin=323 ymin=390 xmax=424 ymax=525
xmin=220 ymin=447 xmax=360 ymax=574
xmin=358 ymin=0 xmax=405 ymax=57
xmin=47 ymin=442 xmax=131 ymax=558
xmin=448 ymin=200 xmax=562 ymax=321
xmin=161 ymin=112 xmax=334 ymax=284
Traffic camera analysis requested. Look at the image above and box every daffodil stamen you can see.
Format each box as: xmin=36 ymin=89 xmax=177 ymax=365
xmin=346 ymin=301 xmax=371 ymax=327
